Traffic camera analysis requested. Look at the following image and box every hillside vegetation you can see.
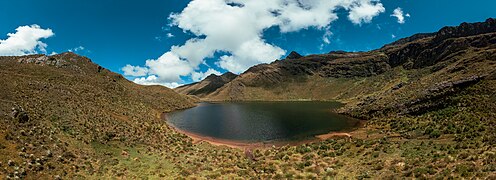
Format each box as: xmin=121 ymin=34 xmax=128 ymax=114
xmin=0 ymin=19 xmax=494 ymax=179
xmin=0 ymin=53 xmax=197 ymax=178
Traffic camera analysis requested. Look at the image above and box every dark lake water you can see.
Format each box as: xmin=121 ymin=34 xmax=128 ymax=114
xmin=166 ymin=102 xmax=360 ymax=142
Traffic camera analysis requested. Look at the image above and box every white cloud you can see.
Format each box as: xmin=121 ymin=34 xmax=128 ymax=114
xmin=122 ymin=64 xmax=149 ymax=76
xmin=391 ymin=7 xmax=409 ymax=24
xmin=191 ymin=68 xmax=222 ymax=81
xmin=68 ymin=46 xmax=85 ymax=52
xmin=348 ymin=0 xmax=385 ymax=25
xmin=217 ymin=38 xmax=285 ymax=73
xmin=127 ymin=0 xmax=386 ymax=87
xmin=322 ymin=26 xmax=333 ymax=44
xmin=133 ymin=75 xmax=183 ymax=88
xmin=166 ymin=33 xmax=174 ymax=38
xmin=0 ymin=25 xmax=54 ymax=56
xmin=145 ymin=52 xmax=194 ymax=83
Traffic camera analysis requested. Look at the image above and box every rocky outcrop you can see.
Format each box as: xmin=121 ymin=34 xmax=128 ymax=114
xmin=434 ymin=18 xmax=496 ymax=42
xmin=10 ymin=106 xmax=29 ymax=123
xmin=383 ymin=33 xmax=435 ymax=47
xmin=383 ymin=18 xmax=496 ymax=69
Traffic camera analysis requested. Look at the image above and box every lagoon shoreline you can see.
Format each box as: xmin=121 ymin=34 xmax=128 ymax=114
xmin=162 ymin=111 xmax=367 ymax=150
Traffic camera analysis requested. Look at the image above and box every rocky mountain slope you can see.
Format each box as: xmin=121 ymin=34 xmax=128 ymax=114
xmin=175 ymin=72 xmax=237 ymax=98
xmin=187 ymin=19 xmax=495 ymax=114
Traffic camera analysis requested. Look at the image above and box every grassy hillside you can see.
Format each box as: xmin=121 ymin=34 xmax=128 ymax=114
xmin=0 ymin=19 xmax=495 ymax=179
xmin=0 ymin=53 xmax=197 ymax=178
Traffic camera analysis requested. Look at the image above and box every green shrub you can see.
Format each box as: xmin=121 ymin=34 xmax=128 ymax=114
xmin=429 ymin=130 xmax=441 ymax=138
xmin=455 ymin=163 xmax=476 ymax=177
xmin=371 ymin=151 xmax=380 ymax=158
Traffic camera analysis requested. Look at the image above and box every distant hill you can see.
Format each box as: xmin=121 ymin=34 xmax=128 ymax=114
xmin=175 ymin=72 xmax=238 ymax=98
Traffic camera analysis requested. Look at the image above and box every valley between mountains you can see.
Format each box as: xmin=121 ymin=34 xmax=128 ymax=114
xmin=0 ymin=19 xmax=495 ymax=179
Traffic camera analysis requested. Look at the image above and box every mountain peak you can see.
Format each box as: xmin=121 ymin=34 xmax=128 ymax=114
xmin=175 ymin=71 xmax=238 ymax=97
xmin=205 ymin=73 xmax=220 ymax=80
xmin=221 ymin=72 xmax=236 ymax=78
xmin=286 ymin=51 xmax=303 ymax=59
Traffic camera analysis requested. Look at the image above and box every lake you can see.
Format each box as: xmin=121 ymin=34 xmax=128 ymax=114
xmin=166 ymin=101 xmax=360 ymax=142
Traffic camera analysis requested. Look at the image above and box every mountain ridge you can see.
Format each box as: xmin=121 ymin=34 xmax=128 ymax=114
xmin=178 ymin=18 xmax=495 ymax=105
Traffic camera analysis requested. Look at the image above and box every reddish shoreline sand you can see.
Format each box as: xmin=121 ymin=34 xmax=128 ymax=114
xmin=167 ymin=124 xmax=362 ymax=150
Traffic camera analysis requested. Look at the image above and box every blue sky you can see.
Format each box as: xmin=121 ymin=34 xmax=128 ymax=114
xmin=1 ymin=0 xmax=495 ymax=87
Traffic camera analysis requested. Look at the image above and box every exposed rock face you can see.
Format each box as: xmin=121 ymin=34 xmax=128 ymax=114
xmin=175 ymin=72 xmax=238 ymax=97
xmin=286 ymin=51 xmax=303 ymax=59
xmin=382 ymin=18 xmax=496 ymax=69
xmin=434 ymin=18 xmax=496 ymax=42
xmin=16 ymin=52 xmax=92 ymax=67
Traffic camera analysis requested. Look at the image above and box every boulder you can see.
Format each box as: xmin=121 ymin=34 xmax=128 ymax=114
xmin=11 ymin=106 xmax=29 ymax=123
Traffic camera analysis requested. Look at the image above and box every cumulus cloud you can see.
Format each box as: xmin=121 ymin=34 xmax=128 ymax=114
xmin=391 ymin=7 xmax=409 ymax=24
xmin=0 ymin=25 xmax=54 ymax=56
xmin=122 ymin=64 xmax=149 ymax=76
xmin=126 ymin=0 xmax=386 ymax=87
xmin=133 ymin=75 xmax=184 ymax=88
xmin=348 ymin=0 xmax=385 ymax=25
xmin=144 ymin=52 xmax=195 ymax=83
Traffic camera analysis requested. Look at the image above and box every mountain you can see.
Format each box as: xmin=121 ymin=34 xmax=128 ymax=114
xmin=286 ymin=51 xmax=303 ymax=59
xmin=174 ymin=72 xmax=238 ymax=98
xmin=0 ymin=52 xmax=196 ymax=178
xmin=187 ymin=19 xmax=495 ymax=113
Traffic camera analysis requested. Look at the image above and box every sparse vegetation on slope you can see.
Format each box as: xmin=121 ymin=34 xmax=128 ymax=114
xmin=0 ymin=19 xmax=495 ymax=179
xmin=0 ymin=53 xmax=196 ymax=178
